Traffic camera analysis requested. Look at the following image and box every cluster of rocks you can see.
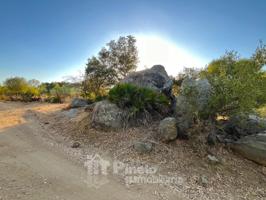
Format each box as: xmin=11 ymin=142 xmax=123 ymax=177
xmin=216 ymin=115 xmax=266 ymax=143
xmin=174 ymin=75 xmax=266 ymax=166
xmin=91 ymin=65 xmax=175 ymax=129
xmin=69 ymin=65 xmax=266 ymax=166
xmin=207 ymin=115 xmax=266 ymax=166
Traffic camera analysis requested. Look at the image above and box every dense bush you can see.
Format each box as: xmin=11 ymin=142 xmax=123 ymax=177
xmin=4 ymin=77 xmax=29 ymax=96
xmin=21 ymin=86 xmax=40 ymax=101
xmin=258 ymin=105 xmax=266 ymax=118
xmin=2 ymin=77 xmax=40 ymax=101
xmin=95 ymin=95 xmax=107 ymax=102
xmin=0 ymin=77 xmax=81 ymax=103
xmin=202 ymin=47 xmax=266 ymax=119
xmin=174 ymin=43 xmax=266 ymax=126
xmin=49 ymin=84 xmax=80 ymax=103
xmin=0 ymin=85 xmax=8 ymax=100
xmin=0 ymin=85 xmax=6 ymax=94
xmin=108 ymin=83 xmax=169 ymax=119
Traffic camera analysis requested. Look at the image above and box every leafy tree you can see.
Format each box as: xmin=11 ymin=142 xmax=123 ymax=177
xmin=104 ymin=35 xmax=138 ymax=80
xmin=252 ymin=40 xmax=266 ymax=68
xmin=21 ymin=85 xmax=40 ymax=101
xmin=0 ymin=85 xmax=6 ymax=94
xmin=39 ymin=82 xmax=59 ymax=95
xmin=83 ymin=35 xmax=138 ymax=98
xmin=4 ymin=77 xmax=29 ymax=96
xmin=50 ymin=84 xmax=79 ymax=103
xmin=0 ymin=85 xmax=7 ymax=98
xmin=50 ymin=84 xmax=65 ymax=103
xmin=28 ymin=79 xmax=40 ymax=87
xmin=173 ymin=67 xmax=201 ymax=96
xmin=83 ymin=56 xmax=116 ymax=97
xmin=2 ymin=77 xmax=41 ymax=101
xmin=203 ymin=45 xmax=266 ymax=118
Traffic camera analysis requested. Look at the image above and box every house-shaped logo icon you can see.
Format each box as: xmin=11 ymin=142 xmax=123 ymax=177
xmin=85 ymin=154 xmax=111 ymax=175
xmin=84 ymin=154 xmax=111 ymax=189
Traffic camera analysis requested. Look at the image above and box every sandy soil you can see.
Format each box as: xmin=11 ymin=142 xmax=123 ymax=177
xmin=0 ymin=101 xmax=168 ymax=200
xmin=0 ymin=101 xmax=266 ymax=200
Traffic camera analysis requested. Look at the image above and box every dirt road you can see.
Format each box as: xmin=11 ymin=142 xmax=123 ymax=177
xmin=2 ymin=101 xmax=264 ymax=200
xmin=0 ymin=102 xmax=158 ymax=200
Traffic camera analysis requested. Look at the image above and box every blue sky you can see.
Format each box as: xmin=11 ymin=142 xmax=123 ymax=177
xmin=0 ymin=0 xmax=265 ymax=82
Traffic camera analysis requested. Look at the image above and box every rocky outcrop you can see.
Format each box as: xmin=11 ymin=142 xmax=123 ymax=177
xmin=177 ymin=78 xmax=212 ymax=116
xmin=91 ymin=66 xmax=176 ymax=130
xmin=231 ymin=133 xmax=266 ymax=166
xmin=121 ymin=65 xmax=176 ymax=112
xmin=70 ymin=98 xmax=89 ymax=108
xmin=175 ymin=95 xmax=194 ymax=139
xmin=91 ymin=100 xmax=125 ymax=129
xmin=158 ymin=117 xmax=178 ymax=142
xmin=176 ymin=78 xmax=212 ymax=138
xmin=122 ymin=65 xmax=172 ymax=94
xmin=217 ymin=115 xmax=266 ymax=143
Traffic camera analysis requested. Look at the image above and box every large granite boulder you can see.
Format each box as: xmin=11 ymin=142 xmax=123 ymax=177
xmin=158 ymin=117 xmax=178 ymax=142
xmin=231 ymin=133 xmax=266 ymax=166
xmin=121 ymin=65 xmax=176 ymax=111
xmin=177 ymin=78 xmax=212 ymax=114
xmin=70 ymin=98 xmax=89 ymax=108
xmin=122 ymin=65 xmax=173 ymax=94
xmin=91 ymin=100 xmax=125 ymax=129
xmin=176 ymin=78 xmax=212 ymax=138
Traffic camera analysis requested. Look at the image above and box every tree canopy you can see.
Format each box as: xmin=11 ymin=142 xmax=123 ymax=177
xmin=83 ymin=35 xmax=138 ymax=99
xmin=4 ymin=77 xmax=29 ymax=95
xmin=203 ymin=44 xmax=266 ymax=118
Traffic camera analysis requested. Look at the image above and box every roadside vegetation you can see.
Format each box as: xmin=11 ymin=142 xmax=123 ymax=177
xmin=108 ymin=83 xmax=170 ymax=121
xmin=258 ymin=105 xmax=266 ymax=117
xmin=1 ymin=35 xmax=266 ymax=199
xmin=1 ymin=35 xmax=266 ymax=123
xmin=82 ymin=35 xmax=138 ymax=101
xmin=202 ymin=44 xmax=266 ymax=119
xmin=0 ymin=77 xmax=80 ymax=103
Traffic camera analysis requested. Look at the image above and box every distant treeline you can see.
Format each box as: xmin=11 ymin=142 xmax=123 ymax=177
xmin=0 ymin=77 xmax=81 ymax=103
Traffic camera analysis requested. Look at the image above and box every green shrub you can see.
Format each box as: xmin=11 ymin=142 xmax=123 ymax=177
xmin=3 ymin=77 xmax=29 ymax=98
xmin=20 ymin=86 xmax=40 ymax=102
xmin=203 ymin=51 xmax=266 ymax=119
xmin=1 ymin=77 xmax=42 ymax=101
xmin=257 ymin=105 xmax=266 ymax=118
xmin=47 ymin=96 xmax=62 ymax=103
xmin=82 ymin=90 xmax=108 ymax=103
xmin=95 ymin=95 xmax=107 ymax=102
xmin=0 ymin=86 xmax=8 ymax=100
xmin=49 ymin=84 xmax=79 ymax=103
xmin=108 ymin=83 xmax=169 ymax=119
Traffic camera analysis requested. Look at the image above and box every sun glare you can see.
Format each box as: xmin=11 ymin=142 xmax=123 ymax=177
xmin=136 ymin=35 xmax=207 ymax=76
